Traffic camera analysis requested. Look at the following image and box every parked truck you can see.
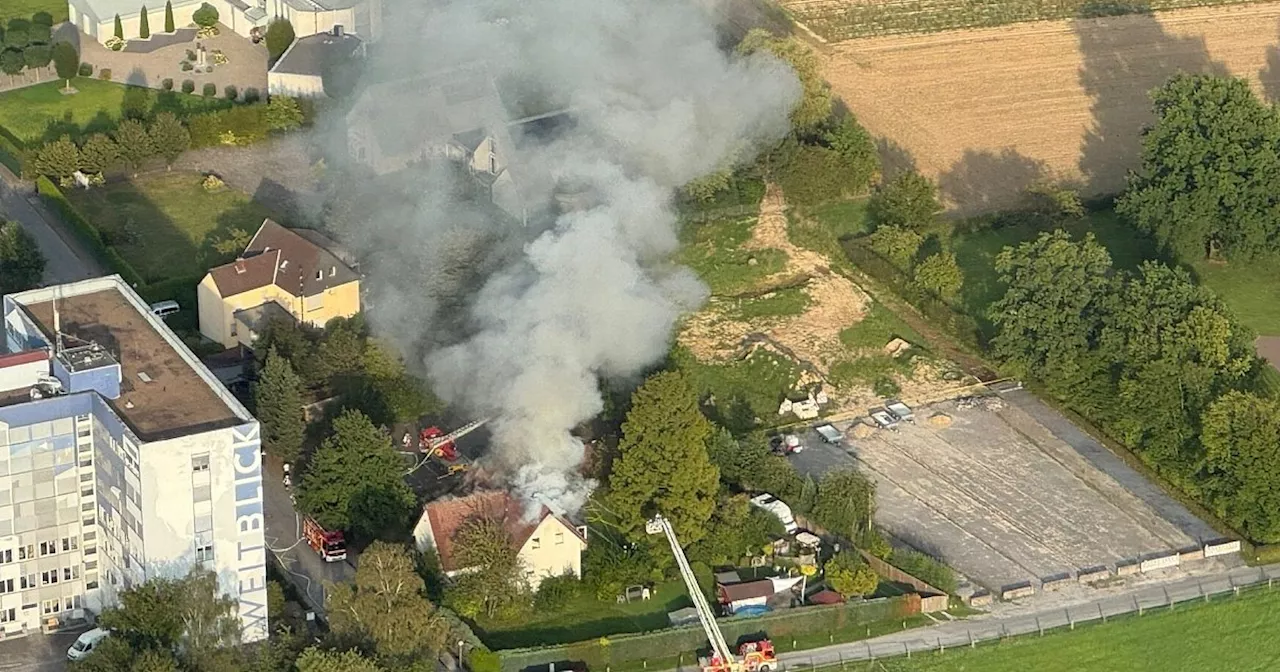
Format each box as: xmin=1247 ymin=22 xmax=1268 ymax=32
xmin=303 ymin=516 xmax=347 ymax=562
xmin=814 ymin=424 xmax=843 ymax=444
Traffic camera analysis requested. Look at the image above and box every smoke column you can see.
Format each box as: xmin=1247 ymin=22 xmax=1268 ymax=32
xmin=338 ymin=0 xmax=800 ymax=514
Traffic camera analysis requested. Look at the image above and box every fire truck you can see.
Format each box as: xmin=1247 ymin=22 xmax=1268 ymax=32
xmin=647 ymin=515 xmax=778 ymax=672
xmin=418 ymin=418 xmax=489 ymax=460
xmin=303 ymin=516 xmax=347 ymax=562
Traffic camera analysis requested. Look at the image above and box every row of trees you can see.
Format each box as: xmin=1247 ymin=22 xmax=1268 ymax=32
xmin=990 ymin=230 xmax=1279 ymax=540
xmin=27 ymin=96 xmax=304 ymax=182
xmin=0 ymin=221 xmax=45 ymax=295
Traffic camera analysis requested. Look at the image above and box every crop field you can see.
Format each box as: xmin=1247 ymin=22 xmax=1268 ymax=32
xmin=781 ymin=0 xmax=1275 ymax=41
xmin=821 ymin=4 xmax=1280 ymax=214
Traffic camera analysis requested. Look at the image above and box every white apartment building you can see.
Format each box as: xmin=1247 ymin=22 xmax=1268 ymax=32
xmin=0 ymin=276 xmax=267 ymax=642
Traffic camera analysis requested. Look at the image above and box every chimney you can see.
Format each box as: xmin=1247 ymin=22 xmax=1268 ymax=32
xmin=333 ymin=25 xmax=344 ymax=37
xmin=234 ymin=260 xmax=246 ymax=275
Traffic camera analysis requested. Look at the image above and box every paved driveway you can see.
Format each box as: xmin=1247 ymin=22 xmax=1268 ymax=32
xmin=58 ymin=23 xmax=267 ymax=95
xmin=0 ymin=166 xmax=105 ymax=284
xmin=0 ymin=629 xmax=84 ymax=672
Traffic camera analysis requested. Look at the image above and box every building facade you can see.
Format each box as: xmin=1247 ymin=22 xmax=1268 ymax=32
xmin=67 ymin=0 xmax=381 ymax=46
xmin=0 ymin=277 xmax=266 ymax=641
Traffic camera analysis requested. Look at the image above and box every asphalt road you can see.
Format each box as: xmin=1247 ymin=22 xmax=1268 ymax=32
xmin=0 ymin=167 xmax=105 ymax=285
xmin=0 ymin=629 xmax=84 ymax=672
xmin=261 ymin=455 xmax=355 ymax=621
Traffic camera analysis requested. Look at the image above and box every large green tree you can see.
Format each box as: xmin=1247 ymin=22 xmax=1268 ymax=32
xmin=328 ymin=541 xmax=449 ymax=662
xmin=254 ymin=347 xmax=305 ymax=463
xmin=148 ymin=111 xmax=190 ymax=165
xmin=990 ymin=231 xmax=1115 ymax=406
xmin=825 ymin=550 xmax=878 ymax=599
xmin=96 ymin=568 xmax=239 ymax=670
xmin=869 ymin=171 xmax=942 ymax=230
xmin=113 ymin=118 xmax=155 ymax=172
xmin=811 ymin=468 xmax=875 ymax=540
xmin=51 ymin=41 xmax=77 ymax=85
xmin=735 ymin=29 xmax=831 ymax=131
xmin=78 ymin=133 xmax=121 ymax=174
xmin=0 ymin=222 xmax=46 ymax=294
xmin=1117 ymin=74 xmax=1280 ymax=261
xmin=445 ymin=516 xmax=528 ymax=620
xmin=33 ymin=134 xmax=79 ymax=179
xmin=687 ymin=494 xmax=782 ymax=566
xmin=295 ymin=409 xmax=415 ymax=536
xmin=266 ymin=18 xmax=295 ymax=62
xmin=608 ymin=371 xmax=720 ymax=543
xmin=295 ymin=648 xmax=384 ymax=672
xmin=1200 ymin=390 xmax=1280 ymax=543
xmin=913 ymin=251 xmax=963 ymax=300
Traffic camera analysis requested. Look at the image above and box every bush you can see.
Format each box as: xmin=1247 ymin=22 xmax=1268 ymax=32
xmin=887 ymin=548 xmax=956 ymax=594
xmin=224 ymin=85 xmax=237 ymax=101
xmin=532 ymin=574 xmax=581 ymax=613
xmin=266 ymin=18 xmax=296 ymax=62
xmin=185 ymin=49 xmax=196 ymax=61
xmin=161 ymin=78 xmax=173 ymax=91
xmin=181 ymin=79 xmax=195 ymax=94
xmin=202 ymin=82 xmax=216 ymax=97
xmin=98 ymin=68 xmax=111 ymax=81
xmin=773 ymin=142 xmax=872 ymax=207
xmin=180 ymin=61 xmax=193 ymax=71
xmin=469 ymin=649 xmax=501 ymax=672
xmin=243 ymin=87 xmax=260 ymax=104
xmin=77 ymin=62 xmax=92 ymax=76
xmin=35 ymin=177 xmax=144 ymax=286
xmin=193 ymin=2 xmax=219 ymax=28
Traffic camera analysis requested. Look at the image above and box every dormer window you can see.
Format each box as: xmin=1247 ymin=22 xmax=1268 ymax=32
xmin=280 ymin=260 xmax=288 ymax=270
xmin=489 ymin=152 xmax=497 ymax=174
xmin=330 ymin=266 xmax=336 ymax=277
xmin=315 ymin=270 xmax=323 ymax=281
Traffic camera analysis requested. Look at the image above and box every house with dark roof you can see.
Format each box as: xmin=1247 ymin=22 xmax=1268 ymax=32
xmin=412 ymin=490 xmax=588 ymax=590
xmin=345 ymin=62 xmax=567 ymax=226
xmin=268 ymin=28 xmax=365 ymax=98
xmin=196 ymin=219 xmax=361 ymax=349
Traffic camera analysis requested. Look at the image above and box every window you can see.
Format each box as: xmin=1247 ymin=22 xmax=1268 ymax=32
xmin=20 ymin=574 xmax=35 ymax=589
xmin=193 ymin=484 xmax=211 ymax=502
xmin=191 ymin=454 xmax=210 ymax=473
xmin=315 ymin=270 xmax=323 ymax=281
xmin=62 ymin=536 xmax=78 ymax=552
xmin=0 ymin=578 xmax=13 ymax=593
xmin=84 ymin=560 xmax=97 ymax=571
xmin=195 ymin=540 xmax=214 ymax=564
xmin=85 ymin=581 xmax=98 ymax=590
xmin=0 ymin=549 xmax=10 ymax=563
xmin=63 ymin=597 xmax=74 ymax=611
xmin=63 ymin=566 xmax=79 ymax=581
xmin=39 ymin=540 xmax=56 ymax=556
xmin=330 ymin=266 xmax=336 ymax=277
xmin=42 ymin=599 xmax=58 ymax=615
xmin=40 ymin=570 xmax=57 ymax=585
xmin=0 ymin=608 xmax=13 ymax=623
xmin=555 ymin=531 xmax=564 ymax=545
xmin=17 ymin=544 xmax=32 ymax=560
xmin=530 ymin=537 xmax=540 ymax=550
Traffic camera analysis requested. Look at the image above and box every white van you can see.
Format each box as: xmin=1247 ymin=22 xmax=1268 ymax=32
xmin=67 ymin=627 xmax=110 ymax=661
xmin=149 ymin=300 xmax=180 ymax=318
xmin=749 ymin=493 xmax=799 ymax=534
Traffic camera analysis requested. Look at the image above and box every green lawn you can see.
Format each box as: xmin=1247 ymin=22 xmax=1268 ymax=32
xmin=678 ymin=215 xmax=787 ymax=296
xmin=1193 ymin=258 xmax=1280 ymax=336
xmin=731 ymin=286 xmax=811 ymax=320
xmin=0 ymin=79 xmax=229 ymax=145
xmin=0 ymin=0 xmax=66 ymax=25
xmin=476 ymin=581 xmax=692 ymax=649
xmin=66 ymin=171 xmax=273 ymax=282
xmin=674 ymin=345 xmax=802 ymax=433
xmin=872 ymin=588 xmax=1280 ymax=672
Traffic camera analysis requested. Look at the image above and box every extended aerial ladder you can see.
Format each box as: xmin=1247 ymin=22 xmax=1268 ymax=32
xmin=647 ymin=515 xmax=777 ymax=672
xmin=419 ymin=417 xmax=490 ymax=459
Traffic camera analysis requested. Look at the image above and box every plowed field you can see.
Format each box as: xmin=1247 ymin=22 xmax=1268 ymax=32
xmin=821 ymin=4 xmax=1280 ymax=214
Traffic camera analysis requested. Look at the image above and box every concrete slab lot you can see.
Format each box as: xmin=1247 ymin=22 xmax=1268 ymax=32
xmin=799 ymin=390 xmax=1225 ymax=593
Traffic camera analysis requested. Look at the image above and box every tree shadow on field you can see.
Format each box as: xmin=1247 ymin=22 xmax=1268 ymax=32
xmin=1258 ymin=21 xmax=1280 ymax=102
xmin=1073 ymin=2 xmax=1227 ymax=196
xmin=937 ymin=148 xmax=1047 ymax=217
xmin=875 ymin=137 xmax=918 ymax=183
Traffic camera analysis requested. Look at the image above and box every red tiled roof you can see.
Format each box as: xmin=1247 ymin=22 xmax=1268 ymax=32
xmin=424 ymin=490 xmax=585 ymax=572
xmin=208 ymin=249 xmax=279 ymax=298
xmin=206 ymin=220 xmax=359 ymax=298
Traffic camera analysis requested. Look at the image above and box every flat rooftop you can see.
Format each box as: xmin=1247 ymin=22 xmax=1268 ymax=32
xmin=20 ymin=287 xmax=242 ymax=441
xmin=270 ymin=32 xmax=362 ymax=77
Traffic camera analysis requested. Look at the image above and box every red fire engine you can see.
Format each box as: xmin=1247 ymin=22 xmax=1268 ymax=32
xmin=302 ymin=516 xmax=346 ymax=562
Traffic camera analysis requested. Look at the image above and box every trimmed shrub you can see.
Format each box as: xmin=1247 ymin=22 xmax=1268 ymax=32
xmin=243 ymin=87 xmax=260 ymax=104
xmin=180 ymin=61 xmax=193 ymax=71
xmin=98 ymin=68 xmax=112 ymax=81
xmin=161 ymin=78 xmax=173 ymax=91
xmin=78 ymin=62 xmax=92 ymax=76
xmin=181 ymin=79 xmax=195 ymax=94
xmin=224 ymin=84 xmax=237 ymax=101
xmin=202 ymin=82 xmax=216 ymax=97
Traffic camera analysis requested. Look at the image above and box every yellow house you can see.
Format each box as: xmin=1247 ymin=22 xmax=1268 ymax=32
xmin=197 ymin=219 xmax=361 ymax=349
xmin=413 ymin=490 xmax=588 ymax=590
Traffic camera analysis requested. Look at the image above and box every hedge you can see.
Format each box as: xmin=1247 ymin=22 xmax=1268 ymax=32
xmin=496 ymin=596 xmax=915 ymax=672
xmin=36 ymin=176 xmax=145 ymax=287
xmin=843 ymin=240 xmax=982 ymax=348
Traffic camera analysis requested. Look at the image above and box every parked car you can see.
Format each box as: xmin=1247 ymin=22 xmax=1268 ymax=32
xmin=885 ymin=399 xmax=915 ymax=422
xmin=67 ymin=628 xmax=110 ymax=661
xmin=149 ymin=300 xmax=180 ymax=318
xmin=770 ymin=434 xmax=803 ymax=455
xmin=814 ymin=424 xmax=843 ymax=444
xmin=870 ymin=408 xmax=900 ymax=430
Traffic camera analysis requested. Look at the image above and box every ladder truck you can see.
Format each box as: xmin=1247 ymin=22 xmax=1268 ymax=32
xmin=418 ymin=418 xmax=490 ymax=461
xmin=646 ymin=515 xmax=779 ymax=672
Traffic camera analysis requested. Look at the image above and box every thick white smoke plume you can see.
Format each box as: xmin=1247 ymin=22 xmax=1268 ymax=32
xmin=342 ymin=0 xmax=800 ymax=514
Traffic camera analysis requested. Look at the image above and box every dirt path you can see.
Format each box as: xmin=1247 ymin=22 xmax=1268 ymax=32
xmin=819 ymin=3 xmax=1280 ymax=214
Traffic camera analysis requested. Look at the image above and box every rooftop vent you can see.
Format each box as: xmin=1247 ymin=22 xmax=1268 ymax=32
xmin=234 ymin=261 xmax=246 ymax=275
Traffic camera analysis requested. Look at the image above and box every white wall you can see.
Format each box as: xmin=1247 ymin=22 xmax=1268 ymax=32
xmin=267 ymin=71 xmax=326 ymax=98
xmin=517 ymin=516 xmax=583 ymax=590
xmin=0 ymin=358 xmax=49 ymax=393
xmin=141 ymin=423 xmax=267 ymax=642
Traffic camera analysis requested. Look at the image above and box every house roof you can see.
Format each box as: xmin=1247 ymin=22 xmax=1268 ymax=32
xmin=423 ymin=490 xmax=585 ymax=572
xmin=718 ymin=579 xmax=776 ymax=603
xmin=75 ymin=0 xmax=202 ymax=21
xmin=206 ymin=220 xmax=359 ymax=298
xmin=269 ymin=31 xmax=363 ymax=78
